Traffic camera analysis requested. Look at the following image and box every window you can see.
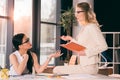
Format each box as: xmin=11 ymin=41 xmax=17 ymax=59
xmin=40 ymin=0 xmax=60 ymax=65
xmin=0 ymin=0 xmax=8 ymax=68
xmin=0 ymin=0 xmax=32 ymax=68
xmin=41 ymin=0 xmax=56 ymax=23
xmin=0 ymin=0 xmax=7 ymax=16
xmin=40 ymin=24 xmax=56 ymax=65
xmin=0 ymin=18 xmax=7 ymax=68
xmin=14 ymin=0 xmax=32 ymax=40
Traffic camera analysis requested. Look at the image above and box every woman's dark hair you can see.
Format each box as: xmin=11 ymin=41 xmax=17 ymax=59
xmin=12 ymin=33 xmax=33 ymax=73
xmin=12 ymin=33 xmax=24 ymax=50
xmin=27 ymin=50 xmax=33 ymax=73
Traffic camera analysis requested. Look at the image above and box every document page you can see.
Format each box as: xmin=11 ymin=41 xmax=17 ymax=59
xmin=62 ymin=74 xmax=97 ymax=79
xmin=60 ymin=42 xmax=86 ymax=55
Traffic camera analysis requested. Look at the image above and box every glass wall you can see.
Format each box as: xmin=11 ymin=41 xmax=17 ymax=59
xmin=0 ymin=0 xmax=8 ymax=68
xmin=40 ymin=24 xmax=56 ymax=65
xmin=40 ymin=0 xmax=57 ymax=65
xmin=0 ymin=0 xmax=7 ymax=16
xmin=14 ymin=0 xmax=32 ymax=41
xmin=1 ymin=0 xmax=32 ymax=68
xmin=0 ymin=18 xmax=7 ymax=68
xmin=41 ymin=0 xmax=56 ymax=23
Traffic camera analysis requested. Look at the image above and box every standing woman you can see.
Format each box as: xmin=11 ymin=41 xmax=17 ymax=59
xmin=9 ymin=33 xmax=62 ymax=75
xmin=53 ymin=2 xmax=108 ymax=74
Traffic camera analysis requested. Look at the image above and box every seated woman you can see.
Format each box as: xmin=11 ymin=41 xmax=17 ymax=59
xmin=9 ymin=33 xmax=62 ymax=75
xmin=53 ymin=2 xmax=108 ymax=74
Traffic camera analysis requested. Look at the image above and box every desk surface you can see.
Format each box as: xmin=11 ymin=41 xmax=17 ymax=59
xmin=8 ymin=73 xmax=119 ymax=80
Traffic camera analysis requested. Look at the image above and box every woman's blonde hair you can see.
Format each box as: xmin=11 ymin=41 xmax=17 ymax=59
xmin=77 ymin=2 xmax=99 ymax=26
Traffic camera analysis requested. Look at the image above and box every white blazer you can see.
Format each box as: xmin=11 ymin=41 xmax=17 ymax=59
xmin=72 ymin=23 xmax=108 ymax=66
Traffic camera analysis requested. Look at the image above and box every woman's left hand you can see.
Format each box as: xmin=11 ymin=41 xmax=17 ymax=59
xmin=49 ymin=50 xmax=63 ymax=58
xmin=75 ymin=50 xmax=86 ymax=56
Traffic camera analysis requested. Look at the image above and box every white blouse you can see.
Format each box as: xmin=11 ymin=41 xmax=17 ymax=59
xmin=9 ymin=51 xmax=29 ymax=75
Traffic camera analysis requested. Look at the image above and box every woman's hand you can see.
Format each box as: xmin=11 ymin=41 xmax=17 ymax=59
xmin=48 ymin=50 xmax=63 ymax=58
xmin=75 ymin=50 xmax=86 ymax=56
xmin=61 ymin=35 xmax=73 ymax=41
xmin=22 ymin=54 xmax=29 ymax=62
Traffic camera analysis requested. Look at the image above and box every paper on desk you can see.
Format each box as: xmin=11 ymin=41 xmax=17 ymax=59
xmin=37 ymin=73 xmax=69 ymax=77
xmin=62 ymin=74 xmax=97 ymax=79
xmin=36 ymin=73 xmax=53 ymax=76
xmin=109 ymin=74 xmax=120 ymax=78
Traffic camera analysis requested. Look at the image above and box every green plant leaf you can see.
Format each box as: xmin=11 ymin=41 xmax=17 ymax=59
xmin=60 ymin=8 xmax=76 ymax=35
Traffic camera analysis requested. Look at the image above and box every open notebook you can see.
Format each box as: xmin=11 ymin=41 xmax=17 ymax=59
xmin=60 ymin=42 xmax=86 ymax=55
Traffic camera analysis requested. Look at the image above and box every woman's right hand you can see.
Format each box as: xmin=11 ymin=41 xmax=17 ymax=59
xmin=60 ymin=35 xmax=73 ymax=41
xmin=77 ymin=50 xmax=86 ymax=56
xmin=22 ymin=54 xmax=29 ymax=62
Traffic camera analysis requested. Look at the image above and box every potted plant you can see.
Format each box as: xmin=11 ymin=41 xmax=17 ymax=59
xmin=60 ymin=8 xmax=76 ymax=64
xmin=60 ymin=8 xmax=76 ymax=35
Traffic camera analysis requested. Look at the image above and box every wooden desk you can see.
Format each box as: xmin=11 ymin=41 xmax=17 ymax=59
xmin=98 ymin=67 xmax=113 ymax=75
xmin=7 ymin=74 xmax=119 ymax=80
xmin=43 ymin=66 xmax=54 ymax=73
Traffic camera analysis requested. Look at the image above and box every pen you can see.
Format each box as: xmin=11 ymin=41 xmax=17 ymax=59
xmin=9 ymin=75 xmax=22 ymax=77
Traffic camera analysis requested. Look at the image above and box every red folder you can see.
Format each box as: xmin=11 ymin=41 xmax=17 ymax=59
xmin=60 ymin=42 xmax=86 ymax=52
